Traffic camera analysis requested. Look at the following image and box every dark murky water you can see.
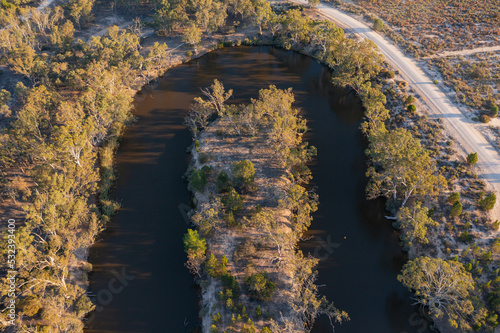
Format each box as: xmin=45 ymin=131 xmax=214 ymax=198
xmin=86 ymin=46 xmax=431 ymax=333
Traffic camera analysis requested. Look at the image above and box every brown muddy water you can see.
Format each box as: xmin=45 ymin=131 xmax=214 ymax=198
xmin=85 ymin=46 xmax=432 ymax=333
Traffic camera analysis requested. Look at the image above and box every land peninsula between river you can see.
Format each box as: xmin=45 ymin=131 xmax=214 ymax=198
xmin=183 ymin=82 xmax=348 ymax=332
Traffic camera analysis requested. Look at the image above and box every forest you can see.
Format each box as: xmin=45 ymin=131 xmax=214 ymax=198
xmin=0 ymin=0 xmax=497 ymax=332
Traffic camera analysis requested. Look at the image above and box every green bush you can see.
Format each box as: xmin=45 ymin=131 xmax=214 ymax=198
xmin=232 ymin=160 xmax=255 ymax=188
xmin=467 ymin=152 xmax=478 ymax=165
xmin=0 ymin=89 xmax=11 ymax=106
xmin=492 ymin=238 xmax=500 ymax=254
xmin=373 ymin=18 xmax=384 ymax=31
xmin=493 ymin=220 xmax=500 ymax=231
xmin=206 ymin=253 xmax=222 ymax=277
xmin=450 ymin=201 xmax=463 ymax=217
xmin=491 ymin=105 xmax=499 ymax=118
xmin=201 ymin=164 xmax=212 ymax=176
xmin=1 ymin=0 xmax=15 ymax=9
xmin=189 ymin=169 xmax=206 ymax=192
xmin=199 ymin=152 xmax=210 ymax=164
xmin=479 ymin=193 xmax=496 ymax=211
xmin=221 ymin=273 xmax=240 ymax=297
xmin=482 ymin=251 xmax=492 ymax=261
xmin=480 ymin=114 xmax=491 ymax=123
xmin=489 ymin=290 xmax=500 ymax=313
xmin=246 ymin=273 xmax=275 ymax=301
xmin=459 ymin=231 xmax=472 ymax=242
xmin=222 ymin=188 xmax=243 ymax=213
xmin=448 ymin=192 xmax=460 ymax=204
xmin=217 ymin=170 xmax=231 ymax=192
xmin=385 ymin=70 xmax=395 ymax=79
xmin=407 ymin=104 xmax=416 ymax=113
xmin=212 ymin=312 xmax=221 ymax=323
xmin=405 ymin=95 xmax=414 ymax=105
xmin=433 ymin=79 xmax=438 ymax=84
xmin=224 ymin=211 xmax=236 ymax=227
xmin=255 ymin=305 xmax=262 ymax=317
xmin=183 ymin=229 xmax=207 ymax=255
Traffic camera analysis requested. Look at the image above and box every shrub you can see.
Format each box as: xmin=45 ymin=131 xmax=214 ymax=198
xmin=467 ymin=152 xmax=478 ymax=165
xmin=480 ymin=114 xmax=490 ymax=123
xmin=199 ymin=152 xmax=210 ymax=164
xmin=482 ymin=251 xmax=492 ymax=261
xmin=385 ymin=70 xmax=395 ymax=79
xmin=222 ymin=188 xmax=243 ymax=213
xmin=491 ymin=105 xmax=499 ymax=118
xmin=450 ymin=201 xmax=463 ymax=217
xmin=459 ymin=231 xmax=472 ymax=242
xmin=448 ymin=192 xmax=460 ymax=204
xmin=433 ymin=79 xmax=438 ymax=84
xmin=224 ymin=211 xmax=236 ymax=227
xmin=492 ymin=239 xmax=500 ymax=254
xmin=189 ymin=169 xmax=206 ymax=192
xmin=407 ymin=104 xmax=416 ymax=113
xmin=186 ymin=50 xmax=193 ymax=58
xmin=217 ymin=170 xmax=231 ymax=192
xmin=221 ymin=273 xmax=240 ymax=297
xmin=205 ymin=253 xmax=220 ymax=277
xmin=201 ymin=165 xmax=212 ymax=176
xmin=232 ymin=160 xmax=255 ymax=187
xmin=212 ymin=312 xmax=221 ymax=323
xmin=479 ymin=193 xmax=496 ymax=211
xmin=405 ymin=95 xmax=414 ymax=105
xmin=183 ymin=229 xmax=207 ymax=255
xmin=489 ymin=291 xmax=500 ymax=313
xmin=255 ymin=305 xmax=262 ymax=317
xmin=0 ymin=89 xmax=11 ymax=106
xmin=246 ymin=273 xmax=275 ymax=301
xmin=73 ymin=295 xmax=94 ymax=317
xmin=373 ymin=18 xmax=384 ymax=31
xmin=493 ymin=220 xmax=500 ymax=231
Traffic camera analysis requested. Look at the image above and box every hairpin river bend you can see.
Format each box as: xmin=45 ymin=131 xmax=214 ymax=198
xmin=85 ymin=46 xmax=432 ymax=333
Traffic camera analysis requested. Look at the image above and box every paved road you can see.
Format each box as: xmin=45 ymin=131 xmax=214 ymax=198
xmin=297 ymin=0 xmax=500 ymax=219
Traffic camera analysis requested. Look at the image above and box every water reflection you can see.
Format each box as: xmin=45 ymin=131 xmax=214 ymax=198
xmin=86 ymin=46 xmax=430 ymax=333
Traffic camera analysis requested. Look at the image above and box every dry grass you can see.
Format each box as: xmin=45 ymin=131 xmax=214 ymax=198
xmin=350 ymin=0 xmax=500 ymax=54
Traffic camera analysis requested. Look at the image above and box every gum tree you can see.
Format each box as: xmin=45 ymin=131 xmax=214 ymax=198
xmin=395 ymin=202 xmax=437 ymax=249
xmin=366 ymin=127 xmax=437 ymax=209
xmin=398 ymin=257 xmax=476 ymax=330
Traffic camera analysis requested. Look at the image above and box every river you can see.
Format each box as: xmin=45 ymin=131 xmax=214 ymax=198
xmin=85 ymin=46 xmax=431 ymax=333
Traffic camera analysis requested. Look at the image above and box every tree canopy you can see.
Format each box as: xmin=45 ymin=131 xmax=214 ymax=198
xmin=366 ymin=127 xmax=437 ymax=208
xmin=398 ymin=257 xmax=476 ymax=330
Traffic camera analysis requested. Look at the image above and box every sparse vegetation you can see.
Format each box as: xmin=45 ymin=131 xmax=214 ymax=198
xmin=348 ymin=0 xmax=500 ymax=55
